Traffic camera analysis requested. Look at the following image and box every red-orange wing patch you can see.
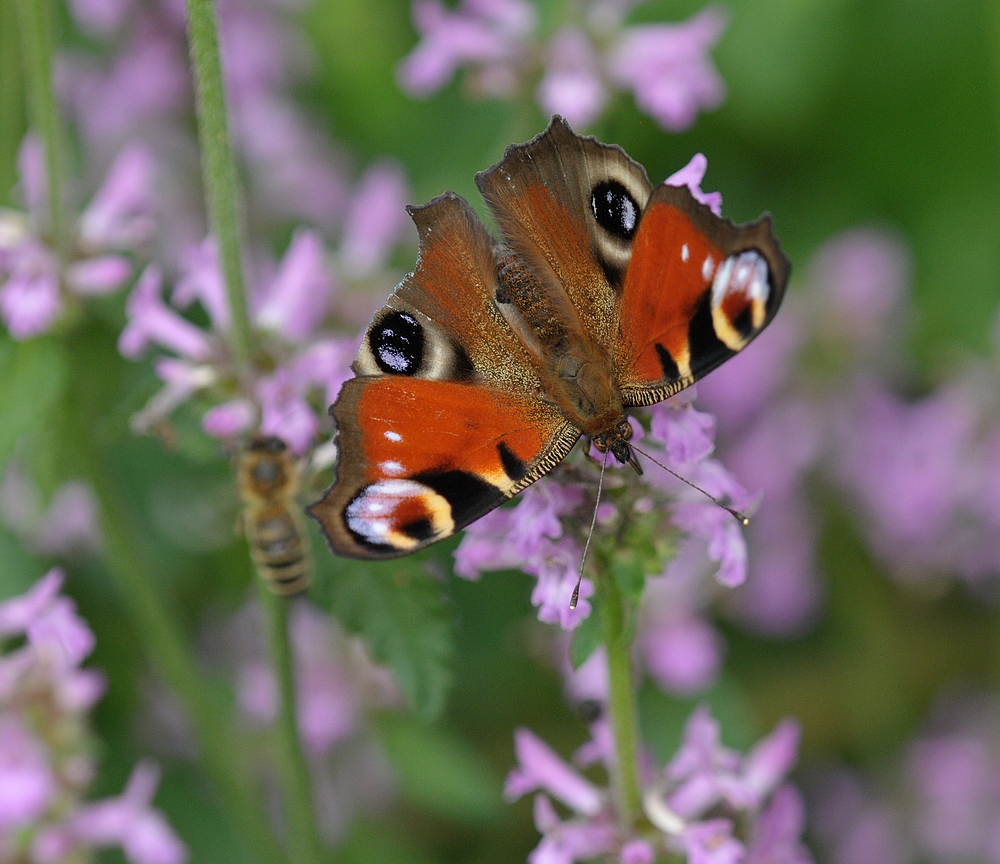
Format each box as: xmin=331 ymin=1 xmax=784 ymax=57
xmin=308 ymin=377 xmax=578 ymax=559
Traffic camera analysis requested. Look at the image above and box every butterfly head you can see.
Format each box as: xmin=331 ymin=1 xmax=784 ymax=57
xmin=592 ymin=418 xmax=643 ymax=475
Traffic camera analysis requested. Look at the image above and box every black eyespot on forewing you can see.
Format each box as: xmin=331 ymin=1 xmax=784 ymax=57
xmin=591 ymin=180 xmax=639 ymax=241
xmin=370 ymin=311 xmax=424 ymax=376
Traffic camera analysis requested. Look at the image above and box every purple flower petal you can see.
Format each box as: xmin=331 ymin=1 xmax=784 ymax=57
xmin=255 ymin=230 xmax=331 ymax=340
xmin=744 ymin=785 xmax=813 ymax=864
xmin=506 ymin=727 xmax=603 ymax=815
xmin=536 ymin=27 xmax=607 ymax=129
xmin=28 ymin=595 xmax=97 ymax=669
xmin=78 ymin=145 xmax=156 ymax=251
xmin=173 ymin=238 xmax=231 ymax=333
xmin=0 ymin=568 xmax=63 ymax=636
xmin=66 ymin=255 xmax=132 ymax=296
xmin=609 ymin=6 xmax=727 ymax=132
xmin=640 ymin=612 xmax=722 ymax=697
xmin=665 ymin=153 xmax=722 ymax=215
xmin=32 ymin=482 xmax=102 ymax=556
xmin=529 ymin=539 xmax=593 ymax=629
xmin=620 ymin=838 xmax=655 ymax=864
xmin=680 ymin=818 xmax=745 ymax=864
xmin=119 ymin=266 xmax=212 ymax=361
xmin=256 ymin=366 xmax=318 ymax=455
xmin=66 ymin=0 xmax=133 ymax=37
xmin=649 ymin=398 xmax=716 ymax=467
xmin=0 ymin=715 xmax=56 ymax=831
xmin=529 ymin=794 xmax=615 ymax=864
xmin=201 ymin=399 xmax=257 ymax=439
xmin=17 ymin=135 xmax=46 ymax=222
xmin=339 ymin=161 xmax=412 ymax=278
xmin=0 ymin=241 xmax=62 ymax=339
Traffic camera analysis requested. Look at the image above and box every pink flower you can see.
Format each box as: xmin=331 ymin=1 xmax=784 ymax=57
xmin=640 ymin=612 xmax=723 ymax=696
xmin=119 ymin=266 xmax=213 ymax=360
xmin=339 ymin=161 xmax=412 ymax=279
xmin=254 ymin=229 xmax=332 ymax=340
xmin=398 ymin=0 xmax=537 ymax=97
xmin=536 ymin=27 xmax=607 ymax=129
xmin=744 ymin=785 xmax=813 ymax=864
xmin=505 ymin=727 xmax=603 ymax=815
xmin=71 ymin=763 xmax=188 ymax=864
xmin=0 ymin=239 xmax=62 ymax=338
xmin=609 ymin=6 xmax=727 ymax=132
xmin=666 ymin=153 xmax=723 ymax=215
xmin=78 ymin=144 xmax=156 ymax=251
xmin=680 ymin=819 xmax=744 ymax=864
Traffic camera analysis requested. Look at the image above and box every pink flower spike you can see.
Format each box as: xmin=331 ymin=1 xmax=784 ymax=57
xmin=744 ymin=785 xmax=813 ymax=864
xmin=506 ymin=727 xmax=603 ymax=815
xmin=202 ymin=399 xmax=257 ymax=439
xmin=0 ymin=715 xmax=56 ymax=831
xmin=0 ymin=568 xmax=63 ymax=636
xmin=0 ymin=241 xmax=62 ymax=338
xmin=28 ymin=595 xmax=97 ymax=668
xmin=610 ymin=6 xmax=727 ymax=132
xmin=119 ymin=266 xmax=212 ymax=361
xmin=340 ymin=161 xmax=412 ymax=278
xmin=66 ymin=255 xmax=132 ymax=296
xmin=529 ymin=794 xmax=616 ymax=864
xmin=78 ymin=145 xmax=155 ymax=251
xmin=666 ymin=153 xmax=722 ymax=215
xmin=536 ymin=27 xmax=607 ymax=129
xmin=173 ymin=238 xmax=231 ymax=332
xmin=255 ymin=230 xmax=331 ymax=340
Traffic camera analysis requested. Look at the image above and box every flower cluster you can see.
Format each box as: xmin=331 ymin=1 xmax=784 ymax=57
xmin=0 ymin=570 xmax=186 ymax=864
xmin=811 ymin=693 xmax=1000 ymax=864
xmin=0 ymin=136 xmax=154 ymax=340
xmin=506 ymin=704 xmax=810 ymax=864
xmin=398 ymin=0 xmax=727 ymax=132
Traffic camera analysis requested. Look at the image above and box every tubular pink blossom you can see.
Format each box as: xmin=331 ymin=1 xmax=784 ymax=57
xmin=665 ymin=153 xmax=722 ymax=215
xmin=340 ymin=161 xmax=412 ymax=278
xmin=201 ymin=399 xmax=257 ymax=438
xmin=0 ymin=716 xmax=56 ymax=831
xmin=173 ymin=238 xmax=231 ymax=333
xmin=0 ymin=568 xmax=63 ymax=636
xmin=66 ymin=255 xmax=132 ymax=295
xmin=255 ymin=229 xmax=332 ymax=340
xmin=536 ymin=27 xmax=607 ymax=129
xmin=119 ymin=266 xmax=213 ymax=360
xmin=505 ymin=727 xmax=603 ymax=815
xmin=78 ymin=145 xmax=156 ymax=250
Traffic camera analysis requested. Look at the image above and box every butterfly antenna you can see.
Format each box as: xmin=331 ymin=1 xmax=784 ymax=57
xmin=631 ymin=443 xmax=750 ymax=525
xmin=571 ymin=451 xmax=609 ymax=610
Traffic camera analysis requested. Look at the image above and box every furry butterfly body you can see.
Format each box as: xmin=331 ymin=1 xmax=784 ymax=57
xmin=309 ymin=117 xmax=789 ymax=559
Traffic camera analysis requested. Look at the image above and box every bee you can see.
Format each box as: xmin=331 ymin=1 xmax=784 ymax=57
xmin=238 ymin=436 xmax=311 ymax=595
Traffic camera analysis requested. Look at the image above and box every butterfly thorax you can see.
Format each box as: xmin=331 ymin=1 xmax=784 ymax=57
xmin=496 ymin=248 xmax=630 ymax=455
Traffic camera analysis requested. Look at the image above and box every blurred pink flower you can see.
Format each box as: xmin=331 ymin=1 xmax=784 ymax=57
xmin=536 ymin=27 xmax=607 ymax=128
xmin=398 ymin=0 xmax=537 ymax=97
xmin=666 ymin=153 xmax=723 ymax=215
xmin=339 ymin=161 xmax=413 ymax=279
xmin=0 ymin=715 xmax=56 ymax=831
xmin=609 ymin=6 xmax=727 ymax=132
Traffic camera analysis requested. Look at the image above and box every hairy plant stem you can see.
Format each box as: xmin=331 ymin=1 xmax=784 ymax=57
xmin=182 ymin=0 xmax=324 ymax=855
xmin=600 ymin=567 xmax=643 ymax=828
xmin=259 ymin=585 xmax=326 ymax=864
xmin=15 ymin=0 xmax=64 ymax=251
xmin=183 ymin=0 xmax=253 ymax=371
xmin=79 ymin=436 xmax=285 ymax=864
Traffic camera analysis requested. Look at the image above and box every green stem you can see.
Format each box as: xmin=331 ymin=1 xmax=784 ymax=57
xmin=183 ymin=0 xmax=253 ymax=371
xmin=259 ymin=585 xmax=326 ymax=864
xmin=600 ymin=567 xmax=643 ymax=828
xmin=15 ymin=0 xmax=64 ymax=249
xmin=1 ymin=0 xmax=25 ymax=205
xmin=82 ymin=442 xmax=286 ymax=864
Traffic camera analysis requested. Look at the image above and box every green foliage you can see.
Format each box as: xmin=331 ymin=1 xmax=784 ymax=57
xmin=0 ymin=335 xmax=67 ymax=467
xmin=310 ymin=533 xmax=455 ymax=722
xmin=377 ymin=715 xmax=503 ymax=824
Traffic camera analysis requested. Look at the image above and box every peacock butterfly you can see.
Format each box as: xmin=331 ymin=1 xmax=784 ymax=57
xmin=308 ymin=116 xmax=789 ymax=559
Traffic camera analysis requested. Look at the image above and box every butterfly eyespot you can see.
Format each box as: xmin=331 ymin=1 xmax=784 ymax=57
xmin=370 ymin=311 xmax=425 ymax=376
xmin=710 ymin=250 xmax=771 ymax=350
xmin=591 ymin=180 xmax=639 ymax=241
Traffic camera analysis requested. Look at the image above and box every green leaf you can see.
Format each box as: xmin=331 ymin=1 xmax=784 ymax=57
xmin=309 ymin=527 xmax=454 ymax=721
xmin=336 ymin=817 xmax=440 ymax=864
xmin=0 ymin=336 xmax=68 ymax=468
xmin=377 ymin=715 xmax=503 ymax=825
